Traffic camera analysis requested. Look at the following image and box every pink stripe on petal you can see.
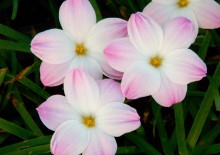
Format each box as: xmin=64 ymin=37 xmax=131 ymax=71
xmin=59 ymin=0 xmax=96 ymax=42
xmin=64 ymin=68 xmax=100 ymax=115
xmin=121 ymin=61 xmax=161 ymax=99
xmin=30 ymin=29 xmax=74 ymax=64
xmin=128 ymin=12 xmax=163 ymax=56
xmin=192 ymin=0 xmax=220 ymax=29
xmin=96 ymin=102 xmax=140 ymax=137
xmin=40 ymin=59 xmax=72 ymax=87
xmin=83 ymin=129 xmax=117 ymax=155
xmin=152 ymin=73 xmax=187 ymax=107
xmin=36 ymin=95 xmax=79 ymax=131
xmin=51 ymin=120 xmax=89 ymax=155
xmin=104 ymin=38 xmax=143 ymax=72
xmin=161 ymin=17 xmax=196 ymax=53
xmin=163 ymin=49 xmax=207 ymax=85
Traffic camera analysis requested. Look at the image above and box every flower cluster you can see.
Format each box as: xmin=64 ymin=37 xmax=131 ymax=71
xmin=31 ymin=0 xmax=220 ymax=154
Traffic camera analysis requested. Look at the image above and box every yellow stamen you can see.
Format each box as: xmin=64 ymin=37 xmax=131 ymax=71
xmin=177 ymin=0 xmax=189 ymax=8
xmin=150 ymin=56 xmax=162 ymax=68
xmin=75 ymin=44 xmax=87 ymax=56
xmin=82 ymin=116 xmax=95 ymax=128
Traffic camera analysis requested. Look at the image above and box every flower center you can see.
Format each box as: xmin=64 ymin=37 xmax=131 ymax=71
xmin=75 ymin=43 xmax=87 ymax=56
xmin=82 ymin=116 xmax=95 ymax=128
xmin=177 ymin=0 xmax=189 ymax=8
xmin=150 ymin=56 xmax=162 ymax=68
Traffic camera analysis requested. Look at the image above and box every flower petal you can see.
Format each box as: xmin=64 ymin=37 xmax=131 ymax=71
xmin=51 ymin=120 xmax=89 ymax=155
xmin=163 ymin=49 xmax=207 ymax=85
xmin=96 ymin=102 xmax=140 ymax=137
xmin=128 ymin=12 xmax=163 ymax=55
xmin=31 ymin=29 xmax=74 ymax=64
xmin=39 ymin=59 xmax=72 ymax=87
xmin=85 ymin=18 xmax=128 ymax=53
xmin=64 ymin=68 xmax=100 ymax=115
xmin=161 ymin=17 xmax=196 ymax=53
xmin=36 ymin=95 xmax=80 ymax=131
xmin=83 ymin=129 xmax=117 ymax=155
xmin=143 ymin=2 xmax=176 ymax=26
xmin=70 ymin=56 xmax=103 ymax=80
xmin=121 ymin=61 xmax=161 ymax=99
xmin=96 ymin=79 xmax=125 ymax=105
xmin=59 ymin=0 xmax=96 ymax=42
xmin=152 ymin=73 xmax=187 ymax=107
xmin=191 ymin=0 xmax=220 ymax=29
xmin=90 ymin=52 xmax=123 ymax=79
xmin=152 ymin=0 xmax=177 ymax=4
xmin=104 ymin=38 xmax=143 ymax=72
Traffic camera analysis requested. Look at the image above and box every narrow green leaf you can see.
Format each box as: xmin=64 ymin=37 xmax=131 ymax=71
xmin=152 ymin=102 xmax=174 ymax=155
xmin=11 ymin=0 xmax=19 ymax=20
xmin=4 ymin=144 xmax=50 ymax=155
xmin=12 ymin=89 xmax=44 ymax=136
xmin=0 ymin=118 xmax=35 ymax=139
xmin=174 ymin=103 xmax=189 ymax=155
xmin=186 ymin=63 xmax=220 ymax=151
xmin=125 ymin=132 xmax=161 ymax=155
xmin=0 ymin=40 xmax=30 ymax=53
xmin=202 ymin=144 xmax=220 ymax=154
xmin=0 ymin=24 xmax=30 ymax=42
xmin=197 ymin=30 xmax=211 ymax=60
xmin=48 ymin=0 xmax=60 ymax=28
xmin=0 ymin=136 xmax=51 ymax=154
xmin=0 ymin=68 xmax=7 ymax=86
xmin=116 ymin=146 xmax=141 ymax=154
xmin=89 ymin=0 xmax=102 ymax=21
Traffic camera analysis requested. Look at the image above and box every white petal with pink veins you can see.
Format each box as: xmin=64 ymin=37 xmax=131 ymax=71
xmin=59 ymin=0 xmax=96 ymax=42
xmin=163 ymin=49 xmax=207 ymax=85
xmin=152 ymin=73 xmax=187 ymax=107
xmin=31 ymin=29 xmax=74 ymax=64
xmin=128 ymin=12 xmax=163 ymax=55
xmin=121 ymin=61 xmax=161 ymax=99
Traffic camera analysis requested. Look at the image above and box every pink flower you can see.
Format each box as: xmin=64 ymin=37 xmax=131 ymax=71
xmin=37 ymin=68 xmax=140 ymax=155
xmin=143 ymin=0 xmax=220 ymax=32
xmin=31 ymin=0 xmax=127 ymax=87
xmin=104 ymin=12 xmax=207 ymax=107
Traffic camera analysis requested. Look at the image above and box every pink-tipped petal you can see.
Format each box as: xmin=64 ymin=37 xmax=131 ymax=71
xmin=161 ymin=17 xmax=196 ymax=53
xmin=30 ymin=29 xmax=74 ymax=64
xmin=143 ymin=2 xmax=176 ymax=26
xmin=96 ymin=79 xmax=125 ymax=105
xmin=128 ymin=12 xmax=163 ymax=55
xmin=86 ymin=18 xmax=128 ymax=53
xmin=40 ymin=59 xmax=72 ymax=87
xmin=59 ymin=0 xmax=96 ymax=42
xmin=121 ymin=61 xmax=161 ymax=99
xmin=70 ymin=56 xmax=103 ymax=80
xmin=64 ymin=68 xmax=100 ymax=115
xmin=97 ymin=102 xmax=140 ymax=137
xmin=191 ymin=0 xmax=220 ymax=29
xmin=104 ymin=38 xmax=143 ymax=72
xmin=83 ymin=129 xmax=117 ymax=155
xmin=36 ymin=95 xmax=79 ymax=131
xmin=152 ymin=74 xmax=187 ymax=107
xmin=163 ymin=49 xmax=207 ymax=85
xmin=51 ymin=120 xmax=89 ymax=155
xmin=89 ymin=52 xmax=123 ymax=79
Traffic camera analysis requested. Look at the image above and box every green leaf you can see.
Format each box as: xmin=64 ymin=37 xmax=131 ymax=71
xmin=116 ymin=146 xmax=141 ymax=154
xmin=0 ymin=40 xmax=30 ymax=53
xmin=0 ymin=118 xmax=35 ymax=139
xmin=11 ymin=0 xmax=19 ymax=20
xmin=12 ymin=89 xmax=44 ymax=136
xmin=0 ymin=68 xmax=7 ymax=86
xmin=89 ymin=0 xmax=102 ymax=21
xmin=0 ymin=136 xmax=51 ymax=154
xmin=125 ymin=132 xmax=161 ymax=155
xmin=174 ymin=103 xmax=189 ymax=155
xmin=0 ymin=24 xmax=30 ymax=42
xmin=197 ymin=30 xmax=211 ymax=60
xmin=48 ymin=0 xmax=60 ymax=28
xmin=186 ymin=63 xmax=220 ymax=151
